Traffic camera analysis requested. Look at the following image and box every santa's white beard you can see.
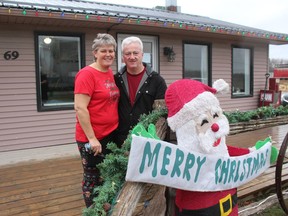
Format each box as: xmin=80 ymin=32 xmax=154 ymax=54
xmin=175 ymin=116 xmax=230 ymax=157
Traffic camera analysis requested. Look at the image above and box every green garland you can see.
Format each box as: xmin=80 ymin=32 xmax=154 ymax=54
xmin=83 ymin=108 xmax=167 ymax=216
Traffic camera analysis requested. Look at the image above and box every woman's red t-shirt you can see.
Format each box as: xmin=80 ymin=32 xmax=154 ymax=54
xmin=74 ymin=66 xmax=119 ymax=141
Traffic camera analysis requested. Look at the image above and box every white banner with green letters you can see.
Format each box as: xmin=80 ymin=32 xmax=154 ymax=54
xmin=126 ymin=135 xmax=271 ymax=191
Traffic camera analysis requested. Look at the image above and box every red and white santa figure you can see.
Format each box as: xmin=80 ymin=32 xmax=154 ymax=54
xmin=165 ymin=79 xmax=250 ymax=216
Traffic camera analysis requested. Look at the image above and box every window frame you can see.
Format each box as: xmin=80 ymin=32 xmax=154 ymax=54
xmin=34 ymin=32 xmax=85 ymax=112
xmin=182 ymin=41 xmax=212 ymax=86
xmin=231 ymin=45 xmax=254 ymax=98
xmin=116 ymin=34 xmax=159 ymax=72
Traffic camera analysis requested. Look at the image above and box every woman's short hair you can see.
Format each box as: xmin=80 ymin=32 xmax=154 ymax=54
xmin=92 ymin=33 xmax=117 ymax=51
xmin=121 ymin=36 xmax=143 ymax=53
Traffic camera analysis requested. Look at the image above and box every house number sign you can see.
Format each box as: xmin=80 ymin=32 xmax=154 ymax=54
xmin=3 ymin=51 xmax=19 ymax=60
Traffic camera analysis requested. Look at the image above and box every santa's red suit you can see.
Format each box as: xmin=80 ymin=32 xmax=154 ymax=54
xmin=175 ymin=146 xmax=250 ymax=216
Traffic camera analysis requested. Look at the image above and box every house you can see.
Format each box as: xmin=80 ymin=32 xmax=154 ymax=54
xmin=1 ymin=0 xmax=288 ymax=152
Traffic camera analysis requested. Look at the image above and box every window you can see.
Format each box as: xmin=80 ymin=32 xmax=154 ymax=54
xmin=35 ymin=33 xmax=84 ymax=111
xmin=117 ymin=34 xmax=159 ymax=72
xmin=183 ymin=43 xmax=211 ymax=85
xmin=232 ymin=46 xmax=253 ymax=97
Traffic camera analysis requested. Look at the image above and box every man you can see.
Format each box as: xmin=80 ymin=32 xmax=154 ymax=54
xmin=114 ymin=36 xmax=167 ymax=146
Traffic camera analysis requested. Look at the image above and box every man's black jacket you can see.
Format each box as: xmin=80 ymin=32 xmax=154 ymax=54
xmin=114 ymin=63 xmax=167 ymax=145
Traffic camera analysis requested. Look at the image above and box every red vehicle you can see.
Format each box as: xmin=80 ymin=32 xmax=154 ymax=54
xmin=268 ymin=66 xmax=288 ymax=106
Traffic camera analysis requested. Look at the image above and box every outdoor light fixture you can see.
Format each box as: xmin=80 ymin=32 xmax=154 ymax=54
xmin=44 ymin=37 xmax=52 ymax=44
xmin=163 ymin=46 xmax=176 ymax=62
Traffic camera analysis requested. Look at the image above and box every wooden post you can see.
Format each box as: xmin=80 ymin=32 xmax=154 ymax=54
xmin=111 ymin=100 xmax=168 ymax=216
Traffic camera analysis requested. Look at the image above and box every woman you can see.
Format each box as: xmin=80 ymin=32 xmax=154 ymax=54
xmin=74 ymin=33 xmax=119 ymax=208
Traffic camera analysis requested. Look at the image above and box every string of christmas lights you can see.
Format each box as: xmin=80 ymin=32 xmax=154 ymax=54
xmin=3 ymin=5 xmax=288 ymax=41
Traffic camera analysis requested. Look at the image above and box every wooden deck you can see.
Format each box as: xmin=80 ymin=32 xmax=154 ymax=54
xmin=0 ymin=156 xmax=85 ymax=216
xmin=0 ymin=124 xmax=287 ymax=216
xmin=228 ymin=124 xmax=288 ymax=202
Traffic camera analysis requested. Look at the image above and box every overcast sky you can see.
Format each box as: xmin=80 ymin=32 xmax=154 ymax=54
xmin=90 ymin=0 xmax=288 ymax=59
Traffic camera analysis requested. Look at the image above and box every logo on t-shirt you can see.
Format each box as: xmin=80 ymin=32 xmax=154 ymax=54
xmin=105 ymin=80 xmax=119 ymax=103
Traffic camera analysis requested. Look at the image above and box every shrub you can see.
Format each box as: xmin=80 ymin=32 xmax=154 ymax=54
xmin=224 ymin=105 xmax=288 ymax=123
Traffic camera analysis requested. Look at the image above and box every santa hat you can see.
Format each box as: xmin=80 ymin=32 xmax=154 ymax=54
xmin=165 ymin=79 xmax=229 ymax=131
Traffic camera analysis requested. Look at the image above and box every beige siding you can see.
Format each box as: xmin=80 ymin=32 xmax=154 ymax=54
xmin=0 ymin=28 xmax=76 ymax=152
xmin=159 ymin=36 xmax=183 ymax=85
xmin=158 ymin=34 xmax=269 ymax=112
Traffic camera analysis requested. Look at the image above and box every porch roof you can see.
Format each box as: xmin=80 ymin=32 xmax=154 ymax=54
xmin=1 ymin=0 xmax=288 ymax=44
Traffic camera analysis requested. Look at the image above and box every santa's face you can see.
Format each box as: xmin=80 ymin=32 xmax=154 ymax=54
xmin=175 ymin=106 xmax=230 ymax=156
xmin=195 ymin=106 xmax=230 ymax=155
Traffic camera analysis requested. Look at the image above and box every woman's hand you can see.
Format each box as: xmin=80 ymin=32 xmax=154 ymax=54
xmin=89 ymin=139 xmax=102 ymax=156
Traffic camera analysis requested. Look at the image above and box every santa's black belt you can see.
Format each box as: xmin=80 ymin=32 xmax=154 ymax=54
xmin=178 ymin=193 xmax=237 ymax=216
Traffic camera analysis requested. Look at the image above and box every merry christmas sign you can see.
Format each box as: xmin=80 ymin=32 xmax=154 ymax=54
xmin=126 ymin=135 xmax=271 ymax=191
